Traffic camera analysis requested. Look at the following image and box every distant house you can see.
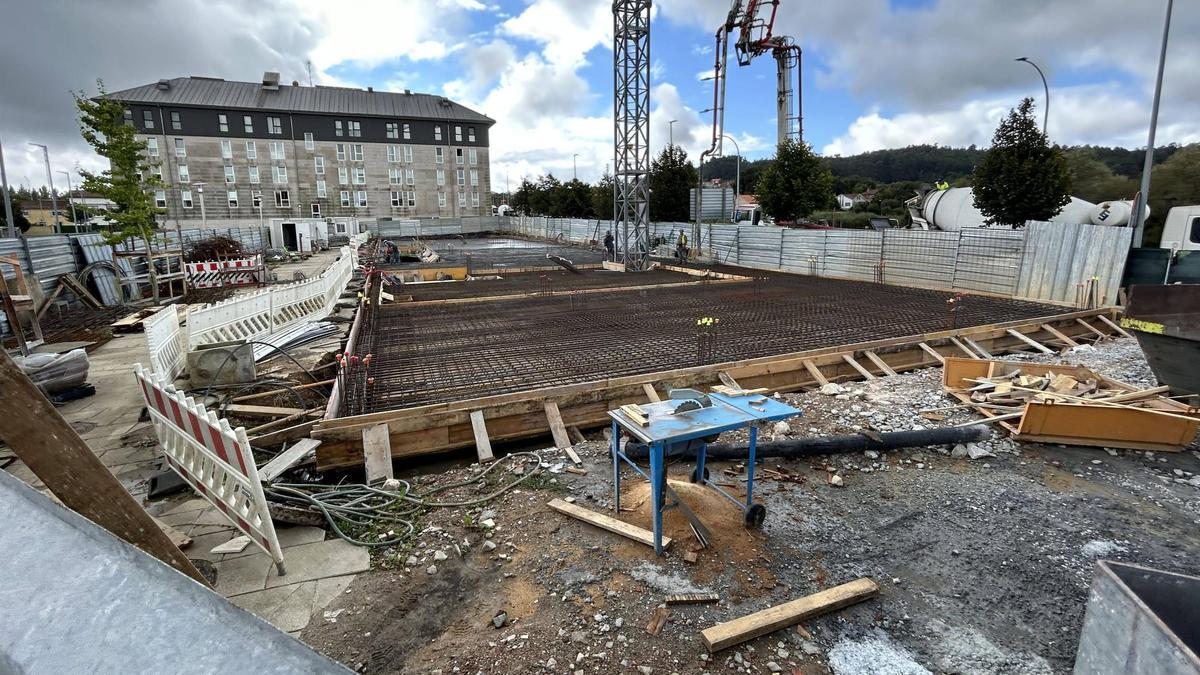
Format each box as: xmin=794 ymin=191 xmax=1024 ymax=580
xmin=836 ymin=190 xmax=878 ymax=211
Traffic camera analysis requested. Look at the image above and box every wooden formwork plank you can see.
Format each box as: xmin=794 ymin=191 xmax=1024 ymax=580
xmin=544 ymin=400 xmax=573 ymax=450
xmin=642 ymin=383 xmax=661 ymax=402
xmin=1040 ymin=323 xmax=1080 ymax=348
xmin=802 ymin=359 xmax=830 ymax=385
xmin=948 ymin=337 xmax=979 ymax=359
xmin=842 ymin=354 xmax=876 ymax=380
xmin=1076 ymin=318 xmax=1109 ymax=340
xmin=362 ymin=424 xmax=393 ymax=484
xmin=1006 ymin=328 xmax=1055 ymax=355
xmin=918 ymin=342 xmax=946 ymax=365
xmin=962 ymin=337 xmax=994 ymax=359
xmin=1096 ymin=314 xmax=1134 ymax=338
xmin=469 ymin=410 xmax=494 ymax=463
xmin=548 ymin=498 xmax=669 ymax=548
xmin=863 ymin=351 xmax=897 ymax=377
xmin=700 ymin=578 xmax=879 ymax=652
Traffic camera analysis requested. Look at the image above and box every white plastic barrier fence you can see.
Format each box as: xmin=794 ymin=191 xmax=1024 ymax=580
xmin=185 ymin=255 xmax=264 ymax=289
xmin=143 ymin=306 xmax=186 ymax=380
xmin=134 ymin=364 xmax=285 ymax=572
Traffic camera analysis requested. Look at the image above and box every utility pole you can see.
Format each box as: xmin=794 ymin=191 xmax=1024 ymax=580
xmin=722 ymin=134 xmax=741 ymax=221
xmin=0 ymin=137 xmax=15 ymax=237
xmin=1014 ymin=57 xmax=1049 ymax=135
xmin=1132 ymin=0 xmax=1174 ymax=247
xmin=573 ymin=153 xmax=579 ymax=181
xmin=57 ymin=171 xmax=77 ymax=228
xmin=28 ymin=143 xmax=60 ymax=230
xmin=194 ymin=182 xmax=208 ymax=229
xmin=668 ymin=119 xmax=677 ymax=147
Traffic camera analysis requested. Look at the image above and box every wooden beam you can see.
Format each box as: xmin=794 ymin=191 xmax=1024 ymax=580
xmin=918 ymin=342 xmax=945 ymax=365
xmin=543 ymin=400 xmax=573 ymax=449
xmin=841 ymin=354 xmax=876 ymax=380
xmin=802 ymin=359 xmax=829 ymax=385
xmin=962 ymin=337 xmax=994 ymax=358
xmin=469 ymin=410 xmax=494 ymax=463
xmin=362 ymin=423 xmax=393 ymax=484
xmin=1097 ymin=314 xmax=1134 ymax=338
xmin=249 ymin=419 xmax=319 ymax=447
xmin=547 ymin=498 xmax=671 ymax=548
xmin=642 ymin=383 xmax=661 ymax=402
xmin=700 ymin=578 xmax=879 ymax=652
xmin=863 ymin=351 xmax=897 ymax=377
xmin=1006 ymin=328 xmax=1055 ymax=355
xmin=1076 ymin=318 xmax=1109 ymax=340
xmin=948 ymin=337 xmax=979 ymax=359
xmin=223 ymin=404 xmax=321 ymax=419
xmin=230 ymin=379 xmax=334 ymax=403
xmin=259 ymin=438 xmax=321 ymax=482
xmin=0 ymin=351 xmax=208 ymax=586
xmin=1040 ymin=323 xmax=1080 ymax=349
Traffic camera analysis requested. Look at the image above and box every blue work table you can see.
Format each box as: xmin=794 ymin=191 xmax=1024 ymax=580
xmin=608 ymin=391 xmax=802 ymax=555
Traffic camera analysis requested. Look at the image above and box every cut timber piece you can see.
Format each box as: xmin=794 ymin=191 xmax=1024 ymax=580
xmin=361 ymin=423 xmax=393 ymax=484
xmin=700 ymin=578 xmax=879 ymax=652
xmin=259 ymin=438 xmax=321 ymax=482
xmin=646 ymin=607 xmax=670 ymax=636
xmin=948 ymin=337 xmax=980 ymax=359
xmin=223 ymin=404 xmax=317 ymax=419
xmin=568 ymin=426 xmax=587 ymax=445
xmin=863 ymin=351 xmax=897 ymax=377
xmin=642 ymin=383 xmax=661 ymax=403
xmin=469 ymin=410 xmax=495 ymax=463
xmin=547 ymin=498 xmax=671 ymax=549
xmin=543 ymin=400 xmax=572 ymax=450
xmin=665 ymin=593 xmax=720 ymax=605
xmin=563 ymin=446 xmax=583 ymax=466
xmin=1040 ymin=323 xmax=1080 ymax=349
xmin=1098 ymin=385 xmax=1171 ymax=403
xmin=619 ymin=404 xmax=650 ymax=427
xmin=602 ymin=260 xmax=627 ymax=272
xmin=962 ymin=337 xmax=994 ymax=359
xmin=1076 ymin=318 xmax=1109 ymax=340
xmin=802 ymin=359 xmax=829 ymax=385
xmin=918 ymin=342 xmax=946 ymax=365
xmin=1006 ymin=329 xmax=1055 ymax=355
xmin=841 ymin=354 xmax=876 ymax=380
xmin=1097 ymin=314 xmax=1134 ymax=338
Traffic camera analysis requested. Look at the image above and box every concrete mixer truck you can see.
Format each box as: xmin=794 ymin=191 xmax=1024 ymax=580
xmin=905 ymin=187 xmax=1146 ymax=231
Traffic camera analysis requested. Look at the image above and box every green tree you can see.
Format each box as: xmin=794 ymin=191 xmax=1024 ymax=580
xmin=511 ymin=178 xmax=535 ymax=215
xmin=755 ymin=139 xmax=834 ymax=222
xmin=559 ymin=178 xmax=593 ymax=218
xmin=972 ymin=98 xmax=1071 ymax=227
xmin=1064 ymin=150 xmax=1136 ymax=204
xmin=530 ymin=174 xmax=562 ymax=216
xmin=73 ymin=80 xmax=164 ymax=244
xmin=1143 ymin=144 xmax=1200 ymax=246
xmin=0 ymin=199 xmax=32 ymax=233
xmin=592 ymin=171 xmax=614 ymax=221
xmin=648 ymin=145 xmax=698 ymax=222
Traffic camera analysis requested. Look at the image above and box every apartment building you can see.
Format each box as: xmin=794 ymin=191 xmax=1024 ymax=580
xmin=105 ymin=73 xmax=494 ymax=227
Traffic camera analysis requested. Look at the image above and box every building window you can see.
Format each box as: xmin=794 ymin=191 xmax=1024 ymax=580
xmin=387 ymin=146 xmax=399 ymax=163
xmin=243 ymin=115 xmax=253 ymax=133
xmin=150 ymin=165 xmax=163 ymax=180
xmin=339 ymin=190 xmax=351 ymax=207
xmin=224 ymin=165 xmax=236 ymax=183
xmin=267 ymin=116 xmax=282 ymax=135
xmin=403 ymin=145 xmax=413 ymax=163
xmin=351 ymin=144 xmax=363 ymax=161
xmin=269 ymin=142 xmax=285 ymax=161
xmin=227 ymin=190 xmax=239 ymax=208
xmin=389 ymin=168 xmax=402 ymax=185
xmin=335 ymin=120 xmax=343 ymax=137
xmin=174 ymin=138 xmax=186 ymax=158
xmin=273 ymin=166 xmax=288 ymax=184
xmin=454 ymin=125 xmax=462 ymax=142
xmin=456 ymin=169 xmax=465 ymax=186
xmin=403 ymin=123 xmax=411 ymax=140
xmin=336 ymin=144 xmax=346 ymax=161
xmin=455 ymin=148 xmax=464 ymax=164
xmin=316 ymin=180 xmax=327 ymax=198
xmin=123 ymin=109 xmax=133 ymax=126
xmin=355 ymin=190 xmax=367 ymax=207
xmin=386 ymin=122 xmax=399 ymax=139
xmin=154 ymin=189 xmax=166 ymax=207
xmin=304 ymin=132 xmax=314 ymax=150
xmin=469 ymin=148 xmax=477 ymax=165
xmin=252 ymin=190 xmax=263 ymax=208
xmin=335 ymin=221 xmax=347 ymax=234
xmin=314 ymin=156 xmax=325 ymax=175
xmin=391 ymin=191 xmax=402 ymax=208
xmin=143 ymin=110 xmax=155 ymax=129
xmin=353 ymin=167 xmax=366 ymax=185
xmin=220 ymin=140 xmax=232 ymax=159
xmin=471 ymin=190 xmax=480 ymax=207
xmin=170 ymin=111 xmax=182 ymax=130
xmin=248 ymin=166 xmax=260 ymax=183
xmin=311 ymin=203 xmax=322 ymax=218
xmin=178 ymin=164 xmax=190 ymax=182
xmin=468 ymin=127 xmax=476 ymax=142
xmin=406 ymin=168 xmax=414 ymax=186
xmin=434 ymin=125 xmax=443 ymax=141
xmin=274 ymin=190 xmax=290 ymax=208
xmin=181 ymin=189 xmax=193 ymax=208
xmin=218 ymin=113 xmax=228 ymax=132
xmin=470 ymin=169 xmax=478 ymax=186
xmin=435 ymin=147 xmax=444 ymax=164
xmin=438 ymin=191 xmax=446 ymax=207
xmin=146 ymin=137 xmax=159 ymax=157
xmin=337 ymin=167 xmax=348 ymax=185
xmin=245 ymin=141 xmax=256 ymax=160
xmin=458 ymin=191 xmax=466 ymax=207
xmin=348 ymin=121 xmax=361 ymax=137
xmin=436 ymin=169 xmax=445 ymax=186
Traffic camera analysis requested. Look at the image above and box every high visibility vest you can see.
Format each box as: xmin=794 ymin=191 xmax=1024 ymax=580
xmin=678 ymin=233 xmax=688 ymax=246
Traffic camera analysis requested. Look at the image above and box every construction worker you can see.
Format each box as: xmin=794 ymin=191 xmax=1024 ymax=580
xmin=935 ymin=180 xmax=950 ymax=191
xmin=676 ymin=230 xmax=689 ymax=261
xmin=603 ymin=230 xmax=614 ymax=259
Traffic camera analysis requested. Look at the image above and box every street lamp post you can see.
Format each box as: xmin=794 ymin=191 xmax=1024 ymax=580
xmin=722 ymin=134 xmax=741 ymax=221
xmin=572 ymin=154 xmax=579 ymax=181
xmin=57 ymin=171 xmax=77 ymax=228
xmin=1014 ymin=57 xmax=1049 ymax=135
xmin=668 ymin=119 xmax=677 ymax=147
xmin=1132 ymin=0 xmax=1175 ymax=247
xmin=28 ymin=143 xmax=61 ymax=229
xmin=194 ymin=182 xmax=208 ymax=229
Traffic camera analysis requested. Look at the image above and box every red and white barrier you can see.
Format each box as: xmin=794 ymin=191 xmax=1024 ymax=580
xmin=186 ymin=255 xmax=263 ymax=289
xmin=133 ymin=364 xmax=286 ymax=573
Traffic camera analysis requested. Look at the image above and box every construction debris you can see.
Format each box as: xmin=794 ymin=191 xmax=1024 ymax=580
xmin=700 ymin=578 xmax=879 ymax=652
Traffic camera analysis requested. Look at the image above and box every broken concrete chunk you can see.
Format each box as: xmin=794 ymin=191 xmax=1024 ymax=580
xmin=967 ymin=444 xmax=996 ymax=460
xmin=820 ymin=383 xmax=844 ymax=396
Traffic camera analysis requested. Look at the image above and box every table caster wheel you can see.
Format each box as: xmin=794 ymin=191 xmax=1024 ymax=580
xmin=690 ymin=466 xmax=710 ymax=483
xmin=744 ymin=503 xmax=766 ymax=528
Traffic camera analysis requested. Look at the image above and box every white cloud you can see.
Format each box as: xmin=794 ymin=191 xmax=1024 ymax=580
xmin=692 ymin=44 xmax=713 ymax=57
xmin=500 ymin=0 xmax=611 ymax=69
xmin=295 ymin=0 xmax=470 ymax=70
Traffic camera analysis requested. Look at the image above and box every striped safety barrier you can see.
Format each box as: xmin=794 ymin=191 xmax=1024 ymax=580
xmin=134 ymin=364 xmax=286 ymax=574
xmin=186 ymin=255 xmax=264 ymax=289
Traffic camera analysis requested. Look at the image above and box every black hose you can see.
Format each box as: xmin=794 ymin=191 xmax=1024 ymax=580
xmin=624 ymin=425 xmax=991 ymax=460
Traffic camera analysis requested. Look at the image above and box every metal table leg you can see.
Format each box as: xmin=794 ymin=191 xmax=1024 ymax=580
xmin=611 ymin=419 xmax=621 ymax=512
xmin=746 ymin=425 xmax=757 ymax=505
xmin=650 ymin=439 xmax=665 ymax=555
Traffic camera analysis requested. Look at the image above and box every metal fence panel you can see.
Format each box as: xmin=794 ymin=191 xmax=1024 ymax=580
xmin=780 ymin=230 xmax=828 ymax=275
xmin=1016 ymin=221 xmax=1131 ymax=304
xmin=951 ymin=229 xmax=1025 ymax=295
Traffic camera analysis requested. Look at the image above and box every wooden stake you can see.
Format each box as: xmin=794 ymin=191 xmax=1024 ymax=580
xmin=1040 ymin=323 xmax=1080 ymax=349
xmin=1097 ymin=314 xmax=1134 ymax=338
xmin=962 ymin=336 xmax=994 ymax=358
xmin=918 ymin=342 xmax=946 ymax=365
xmin=469 ymin=410 xmax=494 ymax=463
xmin=802 ymin=359 xmax=829 ymax=385
xmin=863 ymin=351 xmax=897 ymax=377
xmin=1006 ymin=329 xmax=1055 ymax=355
xmin=948 ymin=337 xmax=979 ymax=359
xmin=543 ymin=400 xmax=573 ymax=449
xmin=642 ymin=383 xmax=661 ymax=402
xmin=1075 ymin=318 xmax=1109 ymax=340
xmin=841 ymin=354 xmax=876 ymax=380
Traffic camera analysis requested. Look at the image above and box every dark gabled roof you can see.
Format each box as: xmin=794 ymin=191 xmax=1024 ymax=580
xmin=104 ymin=76 xmax=493 ymax=125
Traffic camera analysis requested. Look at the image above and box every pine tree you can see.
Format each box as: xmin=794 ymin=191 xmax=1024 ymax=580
xmin=648 ymin=146 xmax=698 ymax=222
xmin=972 ymin=98 xmax=1071 ymax=227
xmin=73 ymin=80 xmax=164 ymax=245
xmin=755 ymin=139 xmax=834 ymax=222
